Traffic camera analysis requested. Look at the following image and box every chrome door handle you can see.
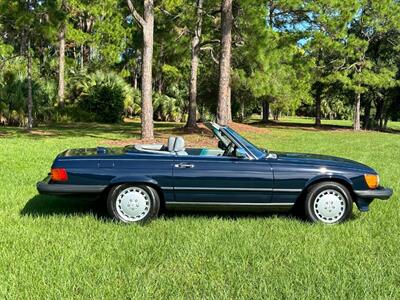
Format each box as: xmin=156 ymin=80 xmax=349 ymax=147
xmin=174 ymin=163 xmax=194 ymax=169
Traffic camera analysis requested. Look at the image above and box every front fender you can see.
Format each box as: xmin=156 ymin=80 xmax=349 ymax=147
xmin=304 ymin=174 xmax=354 ymax=191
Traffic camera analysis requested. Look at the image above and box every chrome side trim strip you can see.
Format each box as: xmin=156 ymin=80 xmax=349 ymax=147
xmin=167 ymin=187 xmax=273 ymax=191
xmin=166 ymin=201 xmax=295 ymax=206
xmin=161 ymin=187 xmax=302 ymax=193
xmin=273 ymin=188 xmax=303 ymax=193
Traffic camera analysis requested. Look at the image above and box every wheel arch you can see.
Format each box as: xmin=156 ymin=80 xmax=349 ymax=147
xmin=102 ymin=176 xmax=166 ymax=208
xmin=294 ymin=175 xmax=355 ymax=207
xmin=304 ymin=175 xmax=354 ymax=193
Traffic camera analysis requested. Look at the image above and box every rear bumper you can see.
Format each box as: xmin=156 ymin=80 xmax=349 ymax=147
xmin=354 ymin=187 xmax=393 ymax=200
xmin=37 ymin=177 xmax=107 ymax=196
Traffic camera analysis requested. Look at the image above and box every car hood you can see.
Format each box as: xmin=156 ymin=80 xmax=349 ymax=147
xmin=273 ymin=151 xmax=375 ymax=173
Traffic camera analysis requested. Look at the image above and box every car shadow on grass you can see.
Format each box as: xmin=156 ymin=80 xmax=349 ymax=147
xmin=21 ymin=196 xmax=362 ymax=224
xmin=161 ymin=209 xmax=297 ymax=222
xmin=21 ymin=195 xmax=302 ymax=223
xmin=20 ymin=195 xmax=108 ymax=219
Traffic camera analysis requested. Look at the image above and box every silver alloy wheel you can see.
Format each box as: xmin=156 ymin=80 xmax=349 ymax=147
xmin=313 ymin=188 xmax=346 ymax=224
xmin=115 ymin=187 xmax=151 ymax=222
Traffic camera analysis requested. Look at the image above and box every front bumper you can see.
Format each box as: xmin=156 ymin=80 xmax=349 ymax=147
xmin=354 ymin=187 xmax=393 ymax=212
xmin=37 ymin=177 xmax=107 ymax=196
xmin=354 ymin=187 xmax=393 ymax=200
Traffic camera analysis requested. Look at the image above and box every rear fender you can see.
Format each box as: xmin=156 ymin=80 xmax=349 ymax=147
xmin=107 ymin=176 xmax=166 ymax=206
xmin=110 ymin=176 xmax=159 ymax=186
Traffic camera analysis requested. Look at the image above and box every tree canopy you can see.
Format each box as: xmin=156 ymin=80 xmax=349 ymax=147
xmin=0 ymin=0 xmax=399 ymax=132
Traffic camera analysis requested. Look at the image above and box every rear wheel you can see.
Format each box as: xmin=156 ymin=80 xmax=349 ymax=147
xmin=304 ymin=181 xmax=353 ymax=224
xmin=107 ymin=184 xmax=160 ymax=224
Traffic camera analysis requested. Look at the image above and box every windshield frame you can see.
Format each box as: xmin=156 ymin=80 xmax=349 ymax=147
xmin=221 ymin=126 xmax=267 ymax=160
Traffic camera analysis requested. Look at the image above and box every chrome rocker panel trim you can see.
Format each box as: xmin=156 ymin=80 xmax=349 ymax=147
xmin=162 ymin=187 xmax=302 ymax=192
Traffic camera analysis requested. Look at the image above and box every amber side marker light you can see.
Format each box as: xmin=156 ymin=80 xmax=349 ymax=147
xmin=51 ymin=168 xmax=68 ymax=182
xmin=364 ymin=174 xmax=379 ymax=189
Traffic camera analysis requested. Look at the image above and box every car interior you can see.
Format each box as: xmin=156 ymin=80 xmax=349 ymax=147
xmin=134 ymin=135 xmax=244 ymax=158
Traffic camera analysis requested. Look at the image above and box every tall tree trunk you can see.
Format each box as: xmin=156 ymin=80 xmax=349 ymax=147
xmin=141 ymin=0 xmax=154 ymax=139
xmin=374 ymin=97 xmax=384 ymax=130
xmin=83 ymin=45 xmax=90 ymax=64
xmin=314 ymin=82 xmax=323 ymax=127
xmin=239 ymin=101 xmax=245 ymax=122
xmin=217 ymin=0 xmax=232 ymax=125
xmin=262 ymin=99 xmax=269 ymax=123
xmin=157 ymin=44 xmax=164 ymax=93
xmin=126 ymin=0 xmax=154 ymax=139
xmin=383 ymin=115 xmax=389 ymax=130
xmin=27 ymin=38 xmax=33 ymax=130
xmin=354 ymin=93 xmax=361 ymax=131
xmin=58 ymin=22 xmax=66 ymax=108
xmin=80 ymin=45 xmax=84 ymax=70
xmin=363 ymin=100 xmax=371 ymax=129
xmin=186 ymin=0 xmax=204 ymax=129
xmin=132 ymin=65 xmax=138 ymax=89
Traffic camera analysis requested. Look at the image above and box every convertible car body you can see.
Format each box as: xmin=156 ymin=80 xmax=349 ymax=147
xmin=37 ymin=122 xmax=393 ymax=224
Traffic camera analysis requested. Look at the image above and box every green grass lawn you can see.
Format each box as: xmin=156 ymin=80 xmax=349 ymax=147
xmin=0 ymin=122 xmax=399 ymax=299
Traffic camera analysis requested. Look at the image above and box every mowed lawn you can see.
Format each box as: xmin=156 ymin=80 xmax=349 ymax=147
xmin=0 ymin=121 xmax=399 ymax=299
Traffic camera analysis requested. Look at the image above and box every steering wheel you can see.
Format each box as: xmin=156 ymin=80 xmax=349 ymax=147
xmin=223 ymin=142 xmax=235 ymax=157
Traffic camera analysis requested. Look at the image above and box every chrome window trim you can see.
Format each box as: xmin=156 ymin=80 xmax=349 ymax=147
xmin=220 ymin=127 xmax=257 ymax=160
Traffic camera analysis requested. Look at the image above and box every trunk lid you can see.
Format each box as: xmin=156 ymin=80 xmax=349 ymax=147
xmin=59 ymin=147 xmax=126 ymax=157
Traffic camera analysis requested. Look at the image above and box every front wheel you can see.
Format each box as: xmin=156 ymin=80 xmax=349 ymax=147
xmin=304 ymin=181 xmax=353 ymax=224
xmin=107 ymin=184 xmax=160 ymax=224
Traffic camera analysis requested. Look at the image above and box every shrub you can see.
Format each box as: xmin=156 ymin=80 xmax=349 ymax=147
xmin=76 ymin=71 xmax=126 ymax=123
xmin=153 ymin=93 xmax=184 ymax=122
xmin=52 ymin=106 xmax=96 ymax=124
xmin=0 ymin=58 xmax=57 ymax=126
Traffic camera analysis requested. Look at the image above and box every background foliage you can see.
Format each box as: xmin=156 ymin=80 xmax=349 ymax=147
xmin=0 ymin=0 xmax=399 ymax=129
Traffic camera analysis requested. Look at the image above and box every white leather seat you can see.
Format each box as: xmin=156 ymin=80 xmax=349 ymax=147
xmin=173 ymin=136 xmax=188 ymax=155
xmin=167 ymin=136 xmax=176 ymax=152
xmin=134 ymin=136 xmax=187 ymax=155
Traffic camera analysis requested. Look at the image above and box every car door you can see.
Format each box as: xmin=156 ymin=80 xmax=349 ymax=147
xmin=171 ymin=155 xmax=273 ymax=205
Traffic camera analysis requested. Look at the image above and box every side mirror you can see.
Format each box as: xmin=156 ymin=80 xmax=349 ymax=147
xmin=236 ymin=148 xmax=248 ymax=159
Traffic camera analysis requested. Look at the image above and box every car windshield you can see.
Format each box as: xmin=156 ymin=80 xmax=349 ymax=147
xmin=223 ymin=127 xmax=267 ymax=159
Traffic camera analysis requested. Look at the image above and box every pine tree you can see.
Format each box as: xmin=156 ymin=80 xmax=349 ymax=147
xmin=217 ymin=0 xmax=233 ymax=125
xmin=127 ymin=0 xmax=155 ymax=139
xmin=186 ymin=0 xmax=204 ymax=129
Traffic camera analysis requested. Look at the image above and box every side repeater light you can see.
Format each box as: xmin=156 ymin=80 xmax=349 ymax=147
xmin=364 ymin=174 xmax=379 ymax=189
xmin=51 ymin=168 xmax=68 ymax=182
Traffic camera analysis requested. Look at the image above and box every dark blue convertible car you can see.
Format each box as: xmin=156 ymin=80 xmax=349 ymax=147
xmin=37 ymin=122 xmax=392 ymax=224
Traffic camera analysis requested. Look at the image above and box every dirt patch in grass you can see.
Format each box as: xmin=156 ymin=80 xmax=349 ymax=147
xmin=103 ymin=123 xmax=217 ymax=148
xmin=253 ymin=120 xmax=354 ymax=132
xmin=104 ymin=136 xmax=218 ymax=148
xmin=29 ymin=130 xmax=57 ymax=136
xmin=102 ymin=122 xmax=270 ymax=148
xmin=229 ymin=122 xmax=270 ymax=134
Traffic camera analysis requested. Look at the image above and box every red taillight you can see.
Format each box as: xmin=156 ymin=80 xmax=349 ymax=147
xmin=51 ymin=168 xmax=68 ymax=182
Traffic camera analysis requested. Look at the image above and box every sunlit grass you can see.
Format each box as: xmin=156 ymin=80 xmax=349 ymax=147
xmin=250 ymin=115 xmax=400 ymax=131
xmin=0 ymin=121 xmax=399 ymax=298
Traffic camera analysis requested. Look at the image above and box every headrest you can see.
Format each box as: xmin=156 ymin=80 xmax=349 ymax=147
xmin=167 ymin=136 xmax=176 ymax=152
xmin=173 ymin=136 xmax=185 ymax=152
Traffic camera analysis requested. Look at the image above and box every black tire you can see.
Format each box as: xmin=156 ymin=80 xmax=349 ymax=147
xmin=107 ymin=184 xmax=160 ymax=224
xmin=304 ymin=181 xmax=353 ymax=224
